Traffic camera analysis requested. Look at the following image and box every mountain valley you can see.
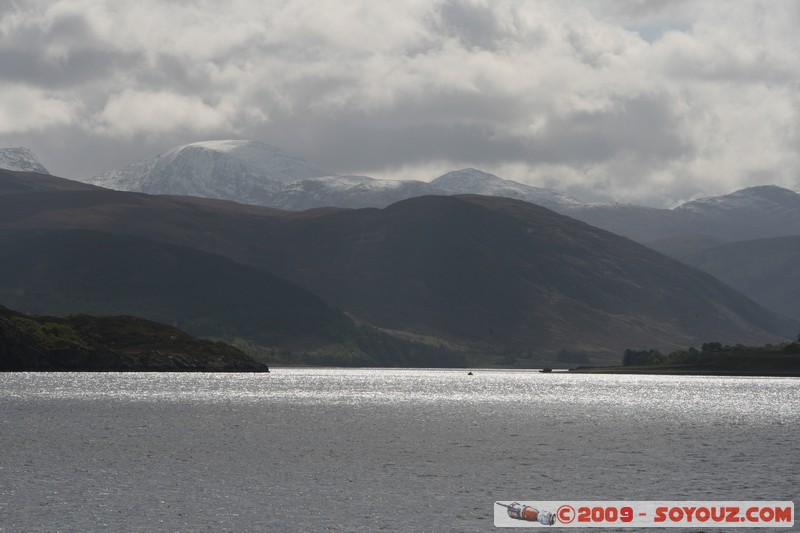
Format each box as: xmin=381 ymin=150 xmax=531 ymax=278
xmin=0 ymin=167 xmax=795 ymax=365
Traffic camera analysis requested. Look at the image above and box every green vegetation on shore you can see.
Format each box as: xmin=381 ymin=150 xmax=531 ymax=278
xmin=0 ymin=305 xmax=268 ymax=372
xmin=574 ymin=338 xmax=800 ymax=375
xmin=0 ymin=303 xmax=469 ymax=370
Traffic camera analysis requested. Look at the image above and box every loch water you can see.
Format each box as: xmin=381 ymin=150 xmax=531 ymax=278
xmin=0 ymin=369 xmax=797 ymax=532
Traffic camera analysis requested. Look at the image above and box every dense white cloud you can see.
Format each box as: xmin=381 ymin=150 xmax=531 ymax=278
xmin=97 ymin=90 xmax=235 ymax=137
xmin=0 ymin=0 xmax=799 ymax=205
xmin=0 ymin=84 xmax=76 ymax=133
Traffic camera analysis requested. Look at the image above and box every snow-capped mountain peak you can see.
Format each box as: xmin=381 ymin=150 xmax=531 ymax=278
xmin=431 ymin=168 xmax=583 ymax=210
xmin=431 ymin=168 xmax=506 ymax=189
xmin=182 ymin=140 xmax=330 ymax=182
xmin=86 ymin=141 xmax=591 ymax=211
xmin=87 ymin=140 xmax=331 ymax=204
xmin=676 ymin=185 xmax=800 ymax=214
xmin=0 ymin=147 xmax=50 ymax=174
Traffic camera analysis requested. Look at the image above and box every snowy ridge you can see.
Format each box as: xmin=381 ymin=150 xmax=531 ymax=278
xmin=562 ymin=184 xmax=800 ymax=243
xmin=0 ymin=147 xmax=50 ymax=174
xmin=186 ymin=140 xmax=330 ymax=182
xmin=274 ymin=175 xmax=437 ymax=210
xmin=16 ymin=139 xmax=800 ymax=243
xmin=675 ymin=185 xmax=800 ymax=214
xmin=88 ymin=140 xmax=331 ymax=204
xmin=268 ymin=168 xmax=581 ymax=211
xmin=431 ymin=168 xmax=583 ymax=210
xmin=83 ymin=139 xmax=800 ymax=240
xmin=88 ymin=142 xmax=580 ymax=211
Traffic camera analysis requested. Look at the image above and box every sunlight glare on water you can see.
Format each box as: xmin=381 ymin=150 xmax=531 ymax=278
xmin=0 ymin=369 xmax=797 ymax=532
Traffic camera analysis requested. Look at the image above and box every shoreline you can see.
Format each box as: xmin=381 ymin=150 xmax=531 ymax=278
xmin=568 ymin=365 xmax=800 ymax=377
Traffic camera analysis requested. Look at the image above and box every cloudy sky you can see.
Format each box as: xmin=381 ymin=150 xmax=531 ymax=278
xmin=1 ymin=0 xmax=799 ymax=206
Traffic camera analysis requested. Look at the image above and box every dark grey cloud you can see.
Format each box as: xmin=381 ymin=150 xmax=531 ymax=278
xmin=260 ymin=114 xmax=522 ymax=172
xmin=250 ymin=90 xmax=690 ymax=184
xmin=588 ymin=0 xmax=694 ymax=22
xmin=133 ymin=53 xmax=216 ymax=95
xmin=536 ymin=94 xmax=691 ymax=165
xmin=438 ymin=1 xmax=503 ymax=50
xmin=0 ymin=11 xmax=142 ymax=88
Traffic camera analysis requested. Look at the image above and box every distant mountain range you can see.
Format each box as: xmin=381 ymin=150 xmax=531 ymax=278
xmin=83 ymin=140 xmax=585 ymax=212
xmin=566 ymin=185 xmax=800 ymax=243
xmin=3 ymin=143 xmax=800 ymax=352
xmin=0 ymin=167 xmax=794 ymax=363
xmin=79 ymin=142 xmax=800 ymax=323
xmin=6 ymin=141 xmax=800 ymax=244
xmin=77 ymin=140 xmax=800 ymax=243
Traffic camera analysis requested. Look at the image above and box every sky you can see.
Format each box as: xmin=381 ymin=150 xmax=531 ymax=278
xmin=1 ymin=0 xmax=799 ymax=207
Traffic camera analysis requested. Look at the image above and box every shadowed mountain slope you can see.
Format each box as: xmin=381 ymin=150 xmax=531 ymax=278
xmin=679 ymin=236 xmax=800 ymax=322
xmin=243 ymin=194 xmax=795 ymax=353
xmin=564 ymin=185 xmax=800 ymax=242
xmin=0 ymin=169 xmax=794 ymax=355
xmin=0 ymin=229 xmax=356 ymax=350
xmin=645 ymin=234 xmax=729 ymax=259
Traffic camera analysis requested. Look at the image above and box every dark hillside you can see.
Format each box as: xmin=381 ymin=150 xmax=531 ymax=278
xmin=0 ymin=169 xmax=794 ymax=357
xmin=680 ymin=235 xmax=800 ymax=321
xmin=244 ymin=194 xmax=796 ymax=353
xmin=0 ymin=305 xmax=268 ymax=371
xmin=0 ymin=229 xmax=355 ymax=350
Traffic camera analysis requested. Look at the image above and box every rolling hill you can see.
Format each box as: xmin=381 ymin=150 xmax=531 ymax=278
xmin=0 ymin=229 xmax=356 ymax=350
xmin=0 ymin=168 xmax=794 ymax=358
xmin=240 ymin=194 xmax=796 ymax=353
